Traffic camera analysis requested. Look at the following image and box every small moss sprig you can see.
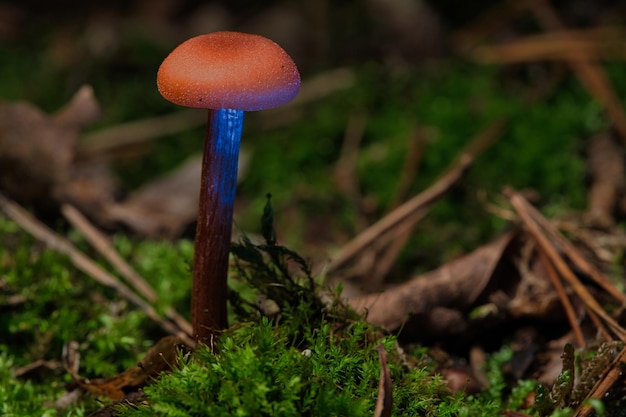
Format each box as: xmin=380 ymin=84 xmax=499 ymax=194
xmin=229 ymin=195 xmax=358 ymax=333
xmin=533 ymin=341 xmax=626 ymax=417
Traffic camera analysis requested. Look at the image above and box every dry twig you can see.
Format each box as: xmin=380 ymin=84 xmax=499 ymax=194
xmin=539 ymin=247 xmax=585 ymax=346
xmin=473 ymin=27 xmax=626 ymax=63
xmin=61 ymin=203 xmax=193 ymax=337
xmin=518 ymin=193 xmax=626 ymax=304
xmin=527 ymin=0 xmax=626 ymax=142
xmin=454 ymin=0 xmax=626 ymax=142
xmin=373 ymin=344 xmax=393 ymax=417
xmin=0 ymin=192 xmax=195 ymax=347
xmin=389 ymin=128 xmax=426 ymax=209
xmin=78 ymin=67 xmax=356 ymax=156
xmin=327 ymin=119 xmax=506 ymax=284
xmin=334 ymin=112 xmax=368 ymax=230
xmin=505 ymin=188 xmax=626 ymax=343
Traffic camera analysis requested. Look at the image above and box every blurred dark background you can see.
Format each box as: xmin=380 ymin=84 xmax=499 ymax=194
xmin=2 ymin=0 xmax=626 ymax=269
xmin=2 ymin=0 xmax=623 ymax=102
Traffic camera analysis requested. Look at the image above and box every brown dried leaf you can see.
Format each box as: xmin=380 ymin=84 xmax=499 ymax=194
xmin=64 ymin=336 xmax=188 ymax=400
xmin=0 ymin=85 xmax=101 ymax=203
xmin=349 ymin=231 xmax=519 ymax=331
xmin=53 ymin=84 xmax=102 ymax=128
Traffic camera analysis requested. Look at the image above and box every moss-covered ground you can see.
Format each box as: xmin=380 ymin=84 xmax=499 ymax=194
xmin=1 ymin=211 xmax=542 ymax=416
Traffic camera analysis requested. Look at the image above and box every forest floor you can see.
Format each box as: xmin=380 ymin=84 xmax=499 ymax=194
xmin=2 ymin=1 xmax=626 ymax=416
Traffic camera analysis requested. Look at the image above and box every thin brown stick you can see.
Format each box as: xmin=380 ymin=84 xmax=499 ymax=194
xmin=389 ymin=128 xmax=426 ymax=209
xmin=339 ymin=127 xmax=426 ymax=286
xmin=335 ymin=113 xmax=366 ymax=196
xmin=514 ymin=195 xmax=619 ymax=342
xmin=334 ymin=112 xmax=367 ymax=230
xmin=574 ymin=63 xmax=626 ymax=142
xmin=473 ymin=28 xmax=626 ymax=64
xmin=520 ymin=195 xmax=626 ymax=304
xmin=451 ymin=0 xmax=531 ymax=52
xmin=373 ymin=344 xmax=393 ymax=417
xmin=0 ymin=192 xmax=195 ymax=347
xmin=536 ymin=240 xmax=585 ymax=347
xmin=506 ymin=190 xmax=626 ymax=342
xmin=78 ymin=68 xmax=356 ymax=157
xmin=61 ymin=204 xmax=193 ymax=337
xmin=457 ymin=0 xmax=626 ymax=143
xmin=586 ymin=308 xmax=613 ymax=343
xmin=78 ymin=110 xmax=205 ymax=156
xmin=327 ymin=119 xmax=506 ymax=275
xmin=371 ymin=218 xmax=420 ymax=285
xmin=527 ymin=0 xmax=626 ymax=142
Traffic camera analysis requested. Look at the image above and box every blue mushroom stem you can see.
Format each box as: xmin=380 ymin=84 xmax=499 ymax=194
xmin=192 ymin=107 xmax=243 ymax=344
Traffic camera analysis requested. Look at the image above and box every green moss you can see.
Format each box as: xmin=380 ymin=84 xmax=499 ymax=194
xmin=0 ymin=215 xmax=184 ymax=415
xmin=116 ymin=319 xmax=448 ymax=417
xmin=112 ymin=235 xmax=194 ymax=317
xmin=0 ymin=206 xmax=581 ymax=417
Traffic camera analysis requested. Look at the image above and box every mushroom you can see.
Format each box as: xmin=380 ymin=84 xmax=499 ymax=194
xmin=157 ymin=31 xmax=300 ymax=344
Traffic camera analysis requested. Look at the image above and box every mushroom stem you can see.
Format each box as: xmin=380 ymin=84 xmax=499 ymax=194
xmin=192 ymin=107 xmax=243 ymax=344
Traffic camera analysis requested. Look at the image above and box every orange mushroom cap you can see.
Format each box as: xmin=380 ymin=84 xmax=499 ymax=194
xmin=157 ymin=32 xmax=300 ymax=112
